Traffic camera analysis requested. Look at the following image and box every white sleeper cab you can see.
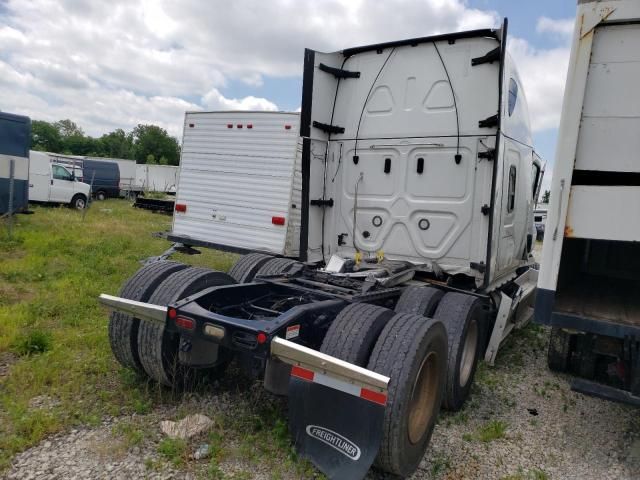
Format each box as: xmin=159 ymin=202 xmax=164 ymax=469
xmin=101 ymin=19 xmax=543 ymax=480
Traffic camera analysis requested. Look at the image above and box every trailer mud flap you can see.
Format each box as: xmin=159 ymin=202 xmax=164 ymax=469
xmin=288 ymin=373 xmax=384 ymax=479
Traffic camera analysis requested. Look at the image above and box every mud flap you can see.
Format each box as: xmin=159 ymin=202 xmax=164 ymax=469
xmin=288 ymin=370 xmax=385 ymax=480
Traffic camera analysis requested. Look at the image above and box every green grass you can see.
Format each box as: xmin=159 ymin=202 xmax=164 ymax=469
xmin=501 ymin=467 xmax=549 ymax=480
xmin=0 ymin=200 xmax=236 ymax=471
xmin=464 ymin=420 xmax=508 ymax=443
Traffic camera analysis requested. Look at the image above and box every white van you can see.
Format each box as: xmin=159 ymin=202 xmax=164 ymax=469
xmin=29 ymin=151 xmax=91 ymax=209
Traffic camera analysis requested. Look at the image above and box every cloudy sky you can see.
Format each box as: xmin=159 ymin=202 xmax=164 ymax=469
xmin=1 ymin=0 xmax=575 ymax=183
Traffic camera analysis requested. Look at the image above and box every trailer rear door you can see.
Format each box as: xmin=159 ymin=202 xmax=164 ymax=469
xmin=172 ymin=111 xmax=301 ymax=256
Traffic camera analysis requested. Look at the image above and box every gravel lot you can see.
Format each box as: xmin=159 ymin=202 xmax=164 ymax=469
xmin=4 ymin=322 xmax=639 ymax=480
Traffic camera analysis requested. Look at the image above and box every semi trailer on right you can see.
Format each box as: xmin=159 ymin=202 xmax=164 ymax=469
xmin=535 ymin=0 xmax=640 ymax=405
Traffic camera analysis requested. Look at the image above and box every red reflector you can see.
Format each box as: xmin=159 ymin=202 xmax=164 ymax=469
xmin=237 ymin=124 xmax=243 ymax=128
xmin=188 ymin=123 xmax=194 ymax=128
xmin=175 ymin=316 xmax=195 ymax=330
xmin=175 ymin=203 xmax=187 ymax=213
xmin=257 ymin=332 xmax=267 ymax=344
xmin=247 ymin=124 xmax=253 ymax=129
xmin=227 ymin=124 xmax=233 ymax=128
xmin=291 ymin=365 xmax=315 ymax=381
xmin=360 ymin=388 xmax=387 ymax=406
xmin=285 ymin=124 xmax=291 ymax=130
xmin=272 ymin=216 xmax=286 ymax=226
xmin=168 ymin=308 xmax=177 ymax=319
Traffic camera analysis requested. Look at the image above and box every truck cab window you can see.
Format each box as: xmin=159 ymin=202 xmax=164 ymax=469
xmin=52 ymin=165 xmax=72 ymax=181
xmin=508 ymin=165 xmax=517 ymax=212
xmin=508 ymin=78 xmax=518 ymax=116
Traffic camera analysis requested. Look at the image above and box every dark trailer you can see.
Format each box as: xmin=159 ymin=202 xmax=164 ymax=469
xmin=82 ymin=158 xmax=120 ymax=200
xmin=0 ymin=112 xmax=31 ymax=216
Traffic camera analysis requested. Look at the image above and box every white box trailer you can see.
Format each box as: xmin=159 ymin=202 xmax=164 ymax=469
xmin=135 ymin=164 xmax=178 ymax=193
xmin=169 ymin=111 xmax=302 ymax=256
xmin=536 ymin=0 xmax=640 ymax=405
xmin=102 ymin=20 xmax=544 ymax=479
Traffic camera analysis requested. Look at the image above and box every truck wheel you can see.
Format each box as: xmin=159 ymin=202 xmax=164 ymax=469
xmin=548 ymin=328 xmax=572 ymax=372
xmin=228 ymin=253 xmax=273 ymax=283
xmin=96 ymin=190 xmax=107 ymax=201
xmin=320 ymin=303 xmax=394 ymax=366
xmin=367 ymin=313 xmax=447 ymax=477
xmin=70 ymin=194 xmax=87 ymax=210
xmin=433 ymin=292 xmax=484 ymax=411
xmin=395 ymin=285 xmax=444 ymax=317
xmin=108 ymin=261 xmax=188 ymax=373
xmin=254 ymin=257 xmax=298 ymax=277
xmin=137 ymin=267 xmax=235 ymax=387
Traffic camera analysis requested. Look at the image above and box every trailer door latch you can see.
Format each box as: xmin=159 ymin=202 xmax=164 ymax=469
xmin=481 ymin=204 xmax=491 ymax=215
xmin=319 ymin=63 xmax=360 ymax=79
xmin=310 ymin=198 xmax=334 ymax=207
xmin=478 ymin=149 xmax=496 ymax=161
xmin=312 ymin=121 xmax=345 ymax=135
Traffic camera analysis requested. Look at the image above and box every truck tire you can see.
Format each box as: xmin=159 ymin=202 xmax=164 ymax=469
xmin=320 ymin=303 xmax=394 ymax=366
xmin=70 ymin=194 xmax=87 ymax=210
xmin=395 ymin=285 xmax=445 ymax=317
xmin=548 ymin=328 xmax=572 ymax=372
xmin=137 ymin=267 xmax=235 ymax=387
xmin=228 ymin=253 xmax=273 ymax=283
xmin=367 ymin=313 xmax=447 ymax=477
xmin=96 ymin=190 xmax=107 ymax=201
xmin=433 ymin=292 xmax=484 ymax=411
xmin=254 ymin=257 xmax=298 ymax=277
xmin=108 ymin=261 xmax=188 ymax=373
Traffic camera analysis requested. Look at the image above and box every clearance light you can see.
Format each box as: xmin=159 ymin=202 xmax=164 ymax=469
xmin=257 ymin=332 xmax=268 ymax=344
xmin=175 ymin=203 xmax=187 ymax=213
xmin=272 ymin=216 xmax=286 ymax=226
xmin=247 ymin=124 xmax=253 ymax=129
xmin=175 ymin=316 xmax=195 ymax=330
xmin=188 ymin=123 xmax=194 ymax=128
xmin=237 ymin=124 xmax=243 ymax=128
xmin=285 ymin=124 xmax=292 ymax=130
xmin=168 ymin=308 xmax=177 ymax=319
xmin=227 ymin=124 xmax=233 ymax=128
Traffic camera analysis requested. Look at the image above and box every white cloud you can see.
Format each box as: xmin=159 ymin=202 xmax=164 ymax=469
xmin=536 ymin=17 xmax=575 ymax=38
xmin=508 ymin=37 xmax=570 ymax=133
xmin=0 ymin=0 xmax=569 ymax=144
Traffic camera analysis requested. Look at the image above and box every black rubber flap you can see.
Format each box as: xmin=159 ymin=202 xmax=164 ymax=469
xmin=288 ymin=377 xmax=384 ymax=479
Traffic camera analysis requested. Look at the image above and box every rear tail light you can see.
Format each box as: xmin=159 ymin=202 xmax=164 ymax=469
xmin=236 ymin=124 xmax=243 ymax=129
xmin=227 ymin=124 xmax=233 ymax=128
xmin=168 ymin=308 xmax=177 ymax=319
xmin=247 ymin=124 xmax=253 ymax=129
xmin=175 ymin=316 xmax=195 ymax=330
xmin=285 ymin=124 xmax=292 ymax=130
xmin=272 ymin=216 xmax=286 ymax=226
xmin=175 ymin=203 xmax=187 ymax=213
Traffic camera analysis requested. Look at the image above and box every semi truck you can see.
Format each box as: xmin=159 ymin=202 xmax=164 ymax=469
xmin=100 ymin=20 xmax=542 ymax=479
xmin=536 ymin=0 xmax=640 ymax=406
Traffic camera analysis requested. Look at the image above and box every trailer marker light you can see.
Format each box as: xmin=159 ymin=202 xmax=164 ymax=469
xmin=285 ymin=124 xmax=292 ymax=130
xmin=175 ymin=203 xmax=187 ymax=213
xmin=168 ymin=308 xmax=177 ymax=319
xmin=175 ymin=316 xmax=195 ymax=330
xmin=227 ymin=124 xmax=233 ymax=128
xmin=247 ymin=124 xmax=253 ymax=129
xmin=257 ymin=332 xmax=268 ymax=344
xmin=189 ymin=123 xmax=194 ymax=128
xmin=272 ymin=216 xmax=286 ymax=226
xmin=237 ymin=124 xmax=243 ymax=128
xmin=291 ymin=365 xmax=315 ymax=381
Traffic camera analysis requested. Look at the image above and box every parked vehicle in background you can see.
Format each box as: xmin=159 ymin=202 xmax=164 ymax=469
xmin=168 ymin=111 xmax=301 ymax=255
xmin=136 ymin=164 xmax=178 ymax=194
xmin=82 ymin=158 xmax=120 ymax=200
xmin=536 ymin=0 xmax=640 ymax=406
xmin=29 ymin=151 xmax=90 ymax=209
xmin=48 ymin=153 xmax=84 ymax=181
xmin=0 ymin=112 xmax=31 ymax=216
xmin=534 ymin=206 xmax=547 ymax=240
xmin=87 ymin=157 xmax=137 ymax=195
xmin=101 ymin=20 xmax=543 ymax=479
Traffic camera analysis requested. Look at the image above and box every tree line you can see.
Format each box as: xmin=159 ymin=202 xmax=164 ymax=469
xmin=30 ymin=119 xmax=181 ymax=165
